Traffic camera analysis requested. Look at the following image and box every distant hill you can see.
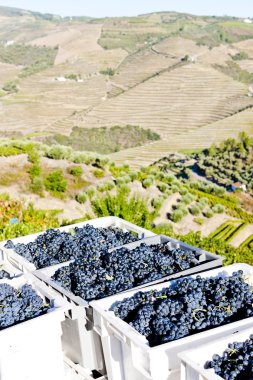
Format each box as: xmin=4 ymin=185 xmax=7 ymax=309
xmin=0 ymin=7 xmax=252 ymax=167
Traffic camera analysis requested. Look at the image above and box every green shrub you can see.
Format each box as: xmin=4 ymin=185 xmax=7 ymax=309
xmin=180 ymin=188 xmax=188 ymax=196
xmin=0 ymin=145 xmax=23 ymax=156
xmin=68 ymin=166 xmax=83 ymax=177
xmin=212 ymin=204 xmax=225 ymax=214
xmin=171 ymin=209 xmax=184 ymax=223
xmin=151 ymin=197 xmax=163 ymax=209
xmin=72 ymin=152 xmax=94 ymax=164
xmin=142 ymin=178 xmax=152 ymax=188
xmin=45 ymin=170 xmax=67 ymax=193
xmin=129 ymin=171 xmax=138 ymax=181
xmin=116 ymin=177 xmax=126 ymax=185
xmin=76 ymin=192 xmax=88 ymax=204
xmin=86 ymin=186 xmax=96 ymax=198
xmin=97 ymin=184 xmax=106 ymax=192
xmin=171 ymin=185 xmax=179 ymax=193
xmin=46 ymin=145 xmax=72 ymax=160
xmin=157 ymin=183 xmax=168 ymax=193
xmin=181 ymin=194 xmax=194 ymax=205
xmin=29 ymin=164 xmax=41 ymax=179
xmin=151 ymin=222 xmax=174 ymax=236
xmin=100 ymin=67 xmax=116 ymax=76
xmin=2 ymin=81 xmax=18 ymax=93
xmin=91 ymin=188 xmax=151 ymax=228
xmin=190 ymin=204 xmax=201 ymax=216
xmin=194 ymin=217 xmax=204 ymax=225
xmin=204 ymin=208 xmax=214 ymax=218
xmin=104 ymin=180 xmax=115 ymax=190
xmin=31 ymin=176 xmax=44 ymax=194
xmin=93 ymin=169 xmax=105 ymax=178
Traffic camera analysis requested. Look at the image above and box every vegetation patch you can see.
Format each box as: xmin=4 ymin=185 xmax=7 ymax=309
xmin=46 ymin=125 xmax=160 ymax=154
xmin=194 ymin=133 xmax=253 ymax=194
xmin=0 ymin=43 xmax=58 ymax=77
xmin=214 ymin=61 xmax=253 ymax=84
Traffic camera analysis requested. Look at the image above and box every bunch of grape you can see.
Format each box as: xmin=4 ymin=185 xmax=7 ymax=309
xmin=110 ymin=271 xmax=253 ymax=347
xmin=52 ymin=242 xmax=199 ymax=301
xmin=0 ymin=283 xmax=49 ymax=329
xmin=204 ymin=334 xmax=253 ymax=380
xmin=4 ymin=225 xmax=139 ymax=269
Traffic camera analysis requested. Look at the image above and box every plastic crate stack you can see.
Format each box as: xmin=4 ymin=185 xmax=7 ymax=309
xmin=0 ymin=216 xmax=252 ymax=380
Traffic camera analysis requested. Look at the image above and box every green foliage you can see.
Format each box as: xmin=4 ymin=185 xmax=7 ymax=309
xmin=99 ymin=67 xmax=116 ymax=76
xmin=171 ymin=209 xmax=187 ymax=222
xmin=0 ymin=145 xmax=23 ymax=156
xmin=190 ymin=204 xmax=201 ymax=216
xmin=194 ymin=217 xmax=205 ymax=225
xmin=194 ymin=133 xmax=253 ymax=193
xmin=46 ymin=125 xmax=160 ymax=155
xmin=157 ymin=183 xmax=168 ymax=193
xmin=179 ymin=232 xmax=253 ymax=266
xmin=93 ymin=169 xmax=105 ymax=178
xmin=76 ymin=192 xmax=88 ymax=204
xmin=2 ymin=80 xmax=18 ymax=93
xmin=151 ymin=222 xmax=174 ymax=236
xmin=231 ymin=51 xmax=249 ymax=61
xmin=0 ymin=43 xmax=57 ymax=77
xmin=30 ymin=176 xmax=44 ymax=194
xmin=142 ymin=178 xmax=153 ymax=188
xmin=86 ymin=186 xmax=96 ymax=198
xmin=240 ymin=234 xmax=253 ymax=249
xmin=0 ymin=200 xmax=59 ymax=241
xmin=212 ymin=204 xmax=225 ymax=214
xmin=44 ymin=170 xmax=67 ymax=193
xmin=128 ymin=171 xmax=138 ymax=181
xmin=215 ymin=61 xmax=253 ymax=84
xmin=91 ymin=189 xmax=152 ymax=228
xmin=29 ymin=164 xmax=41 ymax=179
xmin=45 ymin=145 xmax=72 ymax=160
xmin=204 ymin=208 xmax=214 ymax=218
xmin=68 ymin=165 xmax=83 ymax=177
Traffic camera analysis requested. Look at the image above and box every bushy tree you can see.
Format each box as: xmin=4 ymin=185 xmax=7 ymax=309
xmin=45 ymin=170 xmax=67 ymax=193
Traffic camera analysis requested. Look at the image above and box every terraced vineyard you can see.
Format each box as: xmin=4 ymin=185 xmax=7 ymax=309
xmin=0 ymin=8 xmax=253 ymax=167
xmin=109 ymin=107 xmax=253 ymax=167
xmin=67 ymin=63 xmax=252 ymax=135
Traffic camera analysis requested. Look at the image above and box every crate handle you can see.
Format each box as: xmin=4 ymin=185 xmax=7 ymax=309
xmin=130 ymin=342 xmax=152 ymax=379
xmin=107 ymin=323 xmax=127 ymax=343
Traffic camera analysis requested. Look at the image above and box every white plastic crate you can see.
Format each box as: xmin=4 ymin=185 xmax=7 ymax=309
xmin=64 ymin=356 xmax=107 ymax=380
xmin=34 ymin=261 xmax=106 ymax=373
xmin=32 ymin=234 xmax=222 ymax=374
xmin=0 ymin=216 xmax=155 ymax=272
xmin=91 ymin=264 xmax=253 ymax=380
xmin=0 ymin=274 xmax=71 ymax=380
xmin=0 ymin=248 xmax=22 ymax=278
xmin=179 ymin=327 xmax=253 ymax=380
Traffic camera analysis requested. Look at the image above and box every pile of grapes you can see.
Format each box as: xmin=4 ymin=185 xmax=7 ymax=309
xmin=0 ymin=283 xmax=49 ymax=329
xmin=4 ymin=225 xmax=139 ymax=269
xmin=52 ymin=242 xmax=200 ymax=300
xmin=110 ymin=271 xmax=253 ymax=347
xmin=204 ymin=334 xmax=253 ymax=380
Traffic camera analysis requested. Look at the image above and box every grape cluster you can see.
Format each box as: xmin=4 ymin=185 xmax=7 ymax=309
xmin=204 ymin=334 xmax=253 ymax=380
xmin=52 ymin=242 xmax=199 ymax=301
xmin=0 ymin=283 xmax=49 ymax=329
xmin=4 ymin=225 xmax=139 ymax=269
xmin=110 ymin=271 xmax=253 ymax=347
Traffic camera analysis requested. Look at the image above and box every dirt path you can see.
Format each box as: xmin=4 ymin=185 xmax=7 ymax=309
xmin=154 ymin=193 xmax=180 ymax=224
xmin=229 ymin=224 xmax=253 ymax=248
